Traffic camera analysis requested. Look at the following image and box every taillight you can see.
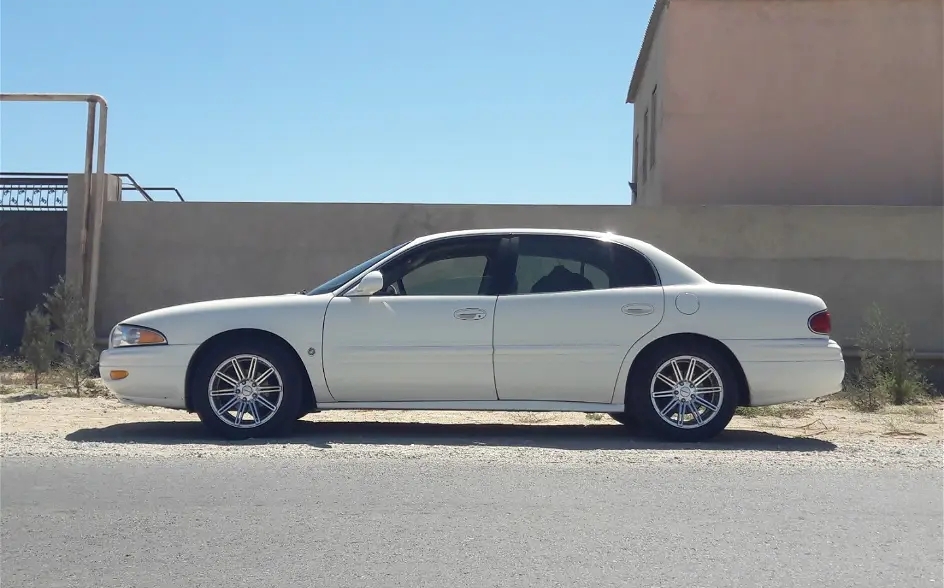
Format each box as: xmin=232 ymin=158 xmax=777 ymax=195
xmin=808 ymin=309 xmax=831 ymax=335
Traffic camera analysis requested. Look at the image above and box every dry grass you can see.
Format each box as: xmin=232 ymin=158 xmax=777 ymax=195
xmin=881 ymin=416 xmax=929 ymax=438
xmin=0 ymin=358 xmax=110 ymax=400
xmin=883 ymin=403 xmax=941 ymax=425
xmin=512 ymin=412 xmax=556 ymax=424
xmin=738 ymin=398 xmax=942 ymax=427
xmin=737 ymin=404 xmax=816 ymax=419
xmin=726 ymin=397 xmax=942 ymax=442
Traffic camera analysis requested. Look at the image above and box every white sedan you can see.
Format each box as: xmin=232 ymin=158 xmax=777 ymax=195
xmin=99 ymin=228 xmax=845 ymax=442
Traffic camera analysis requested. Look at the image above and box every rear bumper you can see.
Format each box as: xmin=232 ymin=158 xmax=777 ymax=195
xmin=99 ymin=344 xmax=197 ymax=410
xmin=725 ymin=338 xmax=846 ymax=406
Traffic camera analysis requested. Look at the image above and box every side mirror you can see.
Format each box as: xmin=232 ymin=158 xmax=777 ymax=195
xmin=348 ymin=270 xmax=384 ymax=297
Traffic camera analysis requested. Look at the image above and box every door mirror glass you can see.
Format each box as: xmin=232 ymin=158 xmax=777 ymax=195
xmin=348 ymin=270 xmax=384 ymax=297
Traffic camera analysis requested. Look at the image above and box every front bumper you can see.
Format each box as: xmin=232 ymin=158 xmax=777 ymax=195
xmin=99 ymin=344 xmax=199 ymax=410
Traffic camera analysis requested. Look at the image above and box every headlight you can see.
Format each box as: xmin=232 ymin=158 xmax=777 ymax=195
xmin=110 ymin=324 xmax=167 ymax=348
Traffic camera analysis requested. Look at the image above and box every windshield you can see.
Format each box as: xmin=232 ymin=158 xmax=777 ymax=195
xmin=304 ymin=242 xmax=409 ymax=295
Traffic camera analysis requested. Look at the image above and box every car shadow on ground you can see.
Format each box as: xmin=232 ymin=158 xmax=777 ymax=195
xmin=64 ymin=420 xmax=837 ymax=452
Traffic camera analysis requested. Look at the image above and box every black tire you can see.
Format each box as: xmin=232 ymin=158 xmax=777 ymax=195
xmin=191 ymin=340 xmax=304 ymax=440
xmin=295 ymin=401 xmax=310 ymax=420
xmin=608 ymin=412 xmax=637 ymax=427
xmin=626 ymin=342 xmax=739 ymax=442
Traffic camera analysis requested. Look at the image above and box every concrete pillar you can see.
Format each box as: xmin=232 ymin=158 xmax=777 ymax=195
xmin=65 ymin=174 xmax=88 ymax=289
xmin=65 ymin=173 xmax=121 ymax=334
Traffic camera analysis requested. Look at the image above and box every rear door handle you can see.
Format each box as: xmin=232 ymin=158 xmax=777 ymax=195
xmin=621 ymin=303 xmax=654 ymax=316
xmin=454 ymin=308 xmax=487 ymax=321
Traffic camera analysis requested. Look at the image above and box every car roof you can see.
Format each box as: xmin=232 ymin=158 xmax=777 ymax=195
xmin=411 ymin=227 xmax=638 ymax=246
xmin=411 ymin=227 xmax=655 ymax=258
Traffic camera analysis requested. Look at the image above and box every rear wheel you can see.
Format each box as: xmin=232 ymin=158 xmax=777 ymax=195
xmin=627 ymin=342 xmax=738 ymax=442
xmin=192 ymin=341 xmax=303 ymax=440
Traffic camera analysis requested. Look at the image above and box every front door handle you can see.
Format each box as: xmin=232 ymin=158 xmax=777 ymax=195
xmin=621 ymin=303 xmax=654 ymax=316
xmin=454 ymin=308 xmax=487 ymax=321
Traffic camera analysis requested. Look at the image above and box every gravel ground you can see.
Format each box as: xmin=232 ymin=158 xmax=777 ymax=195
xmin=1 ymin=392 xmax=941 ymax=469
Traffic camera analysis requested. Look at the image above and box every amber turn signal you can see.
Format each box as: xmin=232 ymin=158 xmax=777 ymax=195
xmin=136 ymin=330 xmax=166 ymax=345
xmin=109 ymin=370 xmax=129 ymax=380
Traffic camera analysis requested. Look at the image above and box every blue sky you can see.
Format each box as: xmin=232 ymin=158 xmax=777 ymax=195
xmin=1 ymin=0 xmax=651 ymax=203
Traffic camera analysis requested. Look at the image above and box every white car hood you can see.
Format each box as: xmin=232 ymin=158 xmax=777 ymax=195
xmin=118 ymin=293 xmax=333 ymax=345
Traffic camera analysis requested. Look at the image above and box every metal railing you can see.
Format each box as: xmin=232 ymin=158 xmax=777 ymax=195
xmin=0 ymin=175 xmax=68 ymax=210
xmin=115 ymin=173 xmax=184 ymax=202
xmin=0 ymin=172 xmax=184 ymax=209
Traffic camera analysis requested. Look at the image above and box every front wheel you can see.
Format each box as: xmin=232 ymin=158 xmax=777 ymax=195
xmin=627 ymin=343 xmax=739 ymax=442
xmin=608 ymin=412 xmax=637 ymax=427
xmin=192 ymin=342 xmax=303 ymax=440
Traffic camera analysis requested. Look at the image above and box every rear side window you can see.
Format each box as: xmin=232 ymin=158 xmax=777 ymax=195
xmin=510 ymin=235 xmax=658 ymax=294
xmin=611 ymin=242 xmax=659 ymax=287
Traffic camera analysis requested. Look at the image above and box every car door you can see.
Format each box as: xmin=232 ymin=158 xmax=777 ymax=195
xmin=321 ymin=235 xmax=508 ymax=403
xmin=493 ymin=234 xmax=665 ymax=404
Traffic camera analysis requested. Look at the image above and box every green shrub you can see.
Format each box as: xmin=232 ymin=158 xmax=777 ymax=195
xmin=19 ymin=306 xmax=56 ymax=389
xmin=843 ymin=304 xmax=931 ymax=411
xmin=43 ymin=276 xmax=98 ymax=396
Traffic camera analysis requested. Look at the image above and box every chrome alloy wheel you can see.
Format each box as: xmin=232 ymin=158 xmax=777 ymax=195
xmin=649 ymin=355 xmax=724 ymax=429
xmin=208 ymin=354 xmax=284 ymax=428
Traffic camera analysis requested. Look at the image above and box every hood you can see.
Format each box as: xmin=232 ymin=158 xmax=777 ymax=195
xmin=119 ymin=293 xmax=333 ymax=335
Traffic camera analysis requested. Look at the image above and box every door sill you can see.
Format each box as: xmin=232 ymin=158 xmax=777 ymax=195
xmin=315 ymin=400 xmax=624 ymax=412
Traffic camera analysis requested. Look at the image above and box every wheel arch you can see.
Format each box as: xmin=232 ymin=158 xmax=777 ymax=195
xmin=623 ymin=332 xmax=751 ymax=407
xmin=184 ymin=328 xmax=316 ymax=414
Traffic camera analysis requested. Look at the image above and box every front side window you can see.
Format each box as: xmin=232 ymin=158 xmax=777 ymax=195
xmin=306 ymin=242 xmax=408 ymax=295
xmin=510 ymin=235 xmax=658 ymax=295
xmin=375 ymin=236 xmax=502 ymax=296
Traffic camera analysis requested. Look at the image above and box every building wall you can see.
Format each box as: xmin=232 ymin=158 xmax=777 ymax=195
xmin=640 ymin=0 xmax=944 ymax=206
xmin=631 ymin=4 xmax=667 ymax=205
xmin=95 ymin=201 xmax=944 ymax=357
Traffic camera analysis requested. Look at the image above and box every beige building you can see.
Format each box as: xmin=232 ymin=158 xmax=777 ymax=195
xmin=627 ymin=0 xmax=944 ymax=206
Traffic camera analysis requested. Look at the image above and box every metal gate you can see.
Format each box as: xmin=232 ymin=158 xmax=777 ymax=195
xmin=0 ymin=174 xmax=68 ymax=352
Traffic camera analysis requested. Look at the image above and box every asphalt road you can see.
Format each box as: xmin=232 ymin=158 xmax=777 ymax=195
xmin=2 ymin=453 xmax=941 ymax=588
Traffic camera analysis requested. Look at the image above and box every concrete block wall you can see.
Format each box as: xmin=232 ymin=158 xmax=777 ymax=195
xmin=91 ymin=201 xmax=944 ymax=356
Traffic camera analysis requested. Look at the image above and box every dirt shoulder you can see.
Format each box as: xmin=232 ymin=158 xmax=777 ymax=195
xmin=2 ymin=385 xmax=941 ymax=443
xmin=2 ymin=387 xmax=941 ymax=470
